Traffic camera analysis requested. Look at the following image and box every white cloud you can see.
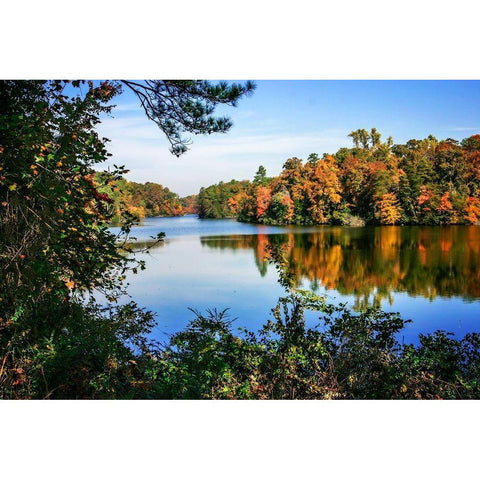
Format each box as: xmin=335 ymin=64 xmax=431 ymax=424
xmin=450 ymin=127 xmax=480 ymax=132
xmin=96 ymin=112 xmax=349 ymax=196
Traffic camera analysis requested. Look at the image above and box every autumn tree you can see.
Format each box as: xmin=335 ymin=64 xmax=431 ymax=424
xmin=255 ymin=185 xmax=272 ymax=220
xmin=436 ymin=191 xmax=455 ymax=223
xmin=303 ymin=155 xmax=343 ymax=224
xmin=375 ymin=193 xmax=403 ymax=225
xmin=463 ymin=196 xmax=480 ymax=224
xmin=227 ymin=190 xmax=249 ymax=216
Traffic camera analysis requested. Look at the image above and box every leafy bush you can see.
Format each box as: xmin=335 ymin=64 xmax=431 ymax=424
xmin=144 ymin=291 xmax=480 ymax=400
xmin=0 ymin=296 xmax=156 ymax=399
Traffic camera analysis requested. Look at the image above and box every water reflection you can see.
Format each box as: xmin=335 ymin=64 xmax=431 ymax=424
xmin=200 ymin=226 xmax=480 ymax=308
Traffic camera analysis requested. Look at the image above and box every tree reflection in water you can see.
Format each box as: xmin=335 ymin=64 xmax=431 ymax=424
xmin=200 ymin=226 xmax=480 ymax=309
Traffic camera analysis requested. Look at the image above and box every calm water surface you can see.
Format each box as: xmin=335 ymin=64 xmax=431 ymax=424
xmin=112 ymin=216 xmax=480 ymax=344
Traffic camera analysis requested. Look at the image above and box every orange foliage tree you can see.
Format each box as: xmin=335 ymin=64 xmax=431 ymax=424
xmin=303 ymin=155 xmax=343 ymax=224
xmin=436 ymin=191 xmax=455 ymax=223
xmin=463 ymin=196 xmax=480 ymax=224
xmin=375 ymin=193 xmax=403 ymax=225
xmin=255 ymin=185 xmax=272 ymax=219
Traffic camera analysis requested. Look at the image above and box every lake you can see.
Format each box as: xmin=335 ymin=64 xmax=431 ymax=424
xmin=111 ymin=215 xmax=480 ymax=344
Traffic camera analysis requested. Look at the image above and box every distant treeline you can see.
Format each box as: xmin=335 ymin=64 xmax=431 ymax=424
xmin=196 ymin=130 xmax=480 ymax=225
xmin=95 ymin=173 xmax=197 ymax=222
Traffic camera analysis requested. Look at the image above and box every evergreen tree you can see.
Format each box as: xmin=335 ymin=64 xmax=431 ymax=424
xmin=253 ymin=165 xmax=267 ymax=185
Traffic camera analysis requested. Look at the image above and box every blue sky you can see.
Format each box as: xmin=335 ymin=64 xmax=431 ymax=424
xmin=97 ymin=80 xmax=480 ymax=196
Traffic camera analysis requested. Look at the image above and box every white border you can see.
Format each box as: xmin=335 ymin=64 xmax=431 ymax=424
xmin=1 ymin=0 xmax=478 ymax=477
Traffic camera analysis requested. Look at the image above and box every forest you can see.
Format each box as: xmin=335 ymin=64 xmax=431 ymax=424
xmin=95 ymin=128 xmax=480 ymax=228
xmin=95 ymin=172 xmax=197 ymax=222
xmin=197 ymin=129 xmax=480 ymax=226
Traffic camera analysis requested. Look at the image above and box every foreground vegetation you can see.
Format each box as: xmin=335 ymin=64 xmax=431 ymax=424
xmin=2 ymin=265 xmax=480 ymax=399
xmin=1 ymin=80 xmax=479 ymax=399
xmin=197 ymin=129 xmax=480 ymax=226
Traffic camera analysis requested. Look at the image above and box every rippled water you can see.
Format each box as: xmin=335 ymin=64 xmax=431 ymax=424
xmin=112 ymin=215 xmax=480 ymax=344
